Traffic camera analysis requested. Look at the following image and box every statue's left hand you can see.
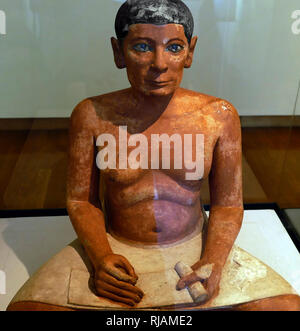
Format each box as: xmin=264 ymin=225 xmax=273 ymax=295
xmin=176 ymin=260 xmax=222 ymax=304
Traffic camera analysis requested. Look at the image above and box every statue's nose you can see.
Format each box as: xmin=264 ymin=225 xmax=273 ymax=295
xmin=151 ymin=48 xmax=168 ymax=72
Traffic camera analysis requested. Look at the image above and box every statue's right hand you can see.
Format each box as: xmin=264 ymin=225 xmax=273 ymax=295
xmin=94 ymin=254 xmax=144 ymax=307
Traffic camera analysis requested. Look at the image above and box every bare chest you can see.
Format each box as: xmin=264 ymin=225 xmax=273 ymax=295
xmin=94 ymin=110 xmax=220 ymax=187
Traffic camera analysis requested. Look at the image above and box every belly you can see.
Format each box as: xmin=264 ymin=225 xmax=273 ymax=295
xmin=100 ymin=170 xmax=205 ymax=245
xmin=106 ymin=199 xmax=204 ymax=245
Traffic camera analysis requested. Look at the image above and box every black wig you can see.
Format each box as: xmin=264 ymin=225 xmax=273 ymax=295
xmin=115 ymin=0 xmax=194 ymax=43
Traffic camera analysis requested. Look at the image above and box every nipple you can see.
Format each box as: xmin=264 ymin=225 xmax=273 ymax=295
xmin=152 ymin=226 xmax=162 ymax=233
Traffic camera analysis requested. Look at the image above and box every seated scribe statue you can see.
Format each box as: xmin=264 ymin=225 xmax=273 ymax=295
xmin=7 ymin=0 xmax=300 ymax=311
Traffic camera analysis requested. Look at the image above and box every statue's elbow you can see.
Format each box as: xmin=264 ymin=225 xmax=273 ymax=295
xmin=236 ymin=206 xmax=244 ymax=231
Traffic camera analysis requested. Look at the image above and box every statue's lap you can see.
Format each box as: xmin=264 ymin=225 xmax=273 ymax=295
xmin=8 ymin=229 xmax=296 ymax=311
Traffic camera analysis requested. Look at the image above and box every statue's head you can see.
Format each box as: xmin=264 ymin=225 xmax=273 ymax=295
xmin=111 ymin=0 xmax=197 ymax=97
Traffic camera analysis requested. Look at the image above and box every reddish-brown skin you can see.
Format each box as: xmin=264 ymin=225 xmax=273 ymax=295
xmin=62 ymin=24 xmax=299 ymax=311
xmin=7 ymin=302 xmax=76 ymax=311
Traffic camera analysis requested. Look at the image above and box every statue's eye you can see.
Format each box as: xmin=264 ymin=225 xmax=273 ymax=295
xmin=167 ymin=44 xmax=184 ymax=53
xmin=133 ymin=43 xmax=153 ymax=52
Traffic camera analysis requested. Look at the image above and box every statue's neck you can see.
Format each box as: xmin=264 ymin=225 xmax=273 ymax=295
xmin=128 ymin=88 xmax=176 ymax=118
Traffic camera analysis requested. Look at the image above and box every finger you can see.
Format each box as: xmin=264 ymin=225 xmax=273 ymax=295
xmin=176 ymin=272 xmax=200 ymax=291
xmin=96 ymin=288 xmax=136 ymax=307
xmin=117 ymin=256 xmax=138 ymax=280
xmin=96 ymin=280 xmax=142 ymax=303
xmin=100 ymin=273 xmax=144 ymax=298
xmin=106 ymin=265 xmax=137 ymax=284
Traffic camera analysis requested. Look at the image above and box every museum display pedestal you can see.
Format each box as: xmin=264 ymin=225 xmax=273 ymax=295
xmin=1 ymin=209 xmax=299 ymax=311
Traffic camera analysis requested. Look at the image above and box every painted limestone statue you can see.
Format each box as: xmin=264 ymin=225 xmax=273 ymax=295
xmin=8 ymin=0 xmax=300 ymax=311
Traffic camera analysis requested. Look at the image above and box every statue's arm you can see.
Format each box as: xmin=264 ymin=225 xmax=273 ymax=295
xmin=200 ymin=100 xmax=244 ymax=271
xmin=66 ymin=100 xmax=143 ymax=306
xmin=66 ymin=99 xmax=113 ymax=265
xmin=177 ymin=101 xmax=243 ymax=300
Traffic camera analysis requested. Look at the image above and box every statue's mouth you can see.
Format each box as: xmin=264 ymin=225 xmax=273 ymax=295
xmin=146 ymin=80 xmax=171 ymax=86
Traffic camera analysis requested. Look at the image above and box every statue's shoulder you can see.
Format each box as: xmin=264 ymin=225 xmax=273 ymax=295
xmin=70 ymin=98 xmax=97 ymax=126
xmin=177 ymin=88 xmax=218 ymax=108
xmin=177 ymin=88 xmax=215 ymax=100
xmin=89 ymin=89 xmax=132 ymax=117
xmin=177 ymin=88 xmax=240 ymax=127
xmin=178 ymin=88 xmax=236 ymax=111
xmin=176 ymin=88 xmax=219 ymax=112
xmin=71 ymin=89 xmax=131 ymax=125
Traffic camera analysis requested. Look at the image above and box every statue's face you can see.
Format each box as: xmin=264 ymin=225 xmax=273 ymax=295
xmin=115 ymin=24 xmax=196 ymax=97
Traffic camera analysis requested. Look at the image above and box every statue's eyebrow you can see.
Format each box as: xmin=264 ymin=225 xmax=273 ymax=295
xmin=167 ymin=38 xmax=185 ymax=44
xmin=130 ymin=37 xmax=155 ymax=43
xmin=130 ymin=37 xmax=186 ymax=44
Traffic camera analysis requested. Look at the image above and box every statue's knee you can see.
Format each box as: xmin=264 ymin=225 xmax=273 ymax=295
xmin=235 ymin=294 xmax=300 ymax=311
xmin=7 ymin=301 xmax=75 ymax=311
xmin=281 ymin=294 xmax=300 ymax=311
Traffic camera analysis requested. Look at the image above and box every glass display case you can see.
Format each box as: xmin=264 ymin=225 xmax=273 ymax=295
xmin=0 ymin=0 xmax=299 ymax=312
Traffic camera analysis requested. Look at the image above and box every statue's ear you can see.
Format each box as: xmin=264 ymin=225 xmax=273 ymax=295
xmin=184 ymin=36 xmax=198 ymax=68
xmin=111 ymin=37 xmax=126 ymax=69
